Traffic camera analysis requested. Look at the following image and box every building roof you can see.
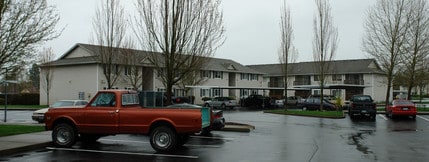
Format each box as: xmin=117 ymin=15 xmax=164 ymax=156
xmin=247 ymin=59 xmax=384 ymax=76
xmin=47 ymin=43 xmax=263 ymax=74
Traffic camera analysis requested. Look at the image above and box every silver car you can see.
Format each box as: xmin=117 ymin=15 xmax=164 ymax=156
xmin=204 ymin=97 xmax=237 ymax=109
xmin=32 ymin=100 xmax=88 ymax=123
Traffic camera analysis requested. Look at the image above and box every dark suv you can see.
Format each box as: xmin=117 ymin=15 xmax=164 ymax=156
xmin=348 ymin=95 xmax=377 ymax=120
xmin=298 ymin=96 xmax=337 ymax=111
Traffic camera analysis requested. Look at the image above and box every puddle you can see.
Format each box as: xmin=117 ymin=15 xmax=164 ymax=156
xmin=348 ymin=130 xmax=375 ymax=155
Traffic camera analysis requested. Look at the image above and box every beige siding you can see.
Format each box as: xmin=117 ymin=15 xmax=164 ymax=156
xmin=40 ymin=64 xmax=99 ymax=105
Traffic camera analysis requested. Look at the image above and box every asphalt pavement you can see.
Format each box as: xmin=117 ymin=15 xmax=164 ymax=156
xmin=0 ymin=122 xmax=254 ymax=157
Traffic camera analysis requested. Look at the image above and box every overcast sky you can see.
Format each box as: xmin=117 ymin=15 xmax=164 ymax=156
xmin=45 ymin=0 xmax=376 ymax=65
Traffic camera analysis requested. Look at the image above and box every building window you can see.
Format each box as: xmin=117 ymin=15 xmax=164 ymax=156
xmin=313 ymin=89 xmax=320 ymax=95
xmin=240 ymin=89 xmax=249 ymax=97
xmin=201 ymin=70 xmax=211 ymax=78
xmin=241 ymin=73 xmax=249 ymax=80
xmin=212 ymin=88 xmax=221 ymax=96
xmin=200 ymin=89 xmax=211 ymax=97
xmin=314 ymin=75 xmax=320 ymax=81
xmin=332 ymin=74 xmax=342 ymax=81
xmin=174 ymin=88 xmax=185 ymax=96
xmin=124 ymin=66 xmax=132 ymax=76
xmin=213 ymin=71 xmax=223 ymax=79
xmin=251 ymin=90 xmax=258 ymax=95
xmin=250 ymin=74 xmax=258 ymax=80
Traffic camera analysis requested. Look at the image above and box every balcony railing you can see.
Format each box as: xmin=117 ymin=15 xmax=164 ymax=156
xmin=293 ymin=80 xmax=311 ymax=86
xmin=268 ymin=81 xmax=285 ymax=87
xmin=344 ymin=79 xmax=364 ymax=85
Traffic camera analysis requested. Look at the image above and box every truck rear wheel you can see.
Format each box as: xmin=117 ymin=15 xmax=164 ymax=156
xmin=52 ymin=123 xmax=77 ymax=147
xmin=150 ymin=126 xmax=178 ymax=152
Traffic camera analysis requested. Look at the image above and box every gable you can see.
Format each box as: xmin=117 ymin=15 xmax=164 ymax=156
xmin=64 ymin=47 xmax=93 ymax=59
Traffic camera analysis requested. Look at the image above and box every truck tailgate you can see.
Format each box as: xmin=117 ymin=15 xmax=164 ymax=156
xmin=201 ymin=107 xmax=211 ymax=128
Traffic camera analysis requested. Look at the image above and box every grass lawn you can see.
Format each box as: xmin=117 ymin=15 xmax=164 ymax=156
xmin=0 ymin=125 xmax=45 ymax=137
xmin=265 ymin=109 xmax=344 ymax=118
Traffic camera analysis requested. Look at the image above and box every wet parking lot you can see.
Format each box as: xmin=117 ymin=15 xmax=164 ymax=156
xmin=2 ymin=109 xmax=429 ymax=162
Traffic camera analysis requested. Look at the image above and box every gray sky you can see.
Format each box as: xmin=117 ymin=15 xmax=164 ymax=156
xmin=45 ymin=0 xmax=375 ymax=65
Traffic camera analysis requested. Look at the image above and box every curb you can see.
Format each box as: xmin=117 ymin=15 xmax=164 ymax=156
xmin=0 ymin=142 xmax=51 ymax=157
xmin=220 ymin=122 xmax=255 ymax=132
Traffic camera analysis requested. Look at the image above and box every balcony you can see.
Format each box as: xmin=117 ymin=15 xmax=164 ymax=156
xmin=268 ymin=81 xmax=284 ymax=88
xmin=344 ymin=79 xmax=364 ymax=85
xmin=293 ymin=80 xmax=311 ymax=86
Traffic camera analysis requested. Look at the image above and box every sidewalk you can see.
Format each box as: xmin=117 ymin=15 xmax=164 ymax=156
xmin=0 ymin=131 xmax=52 ymax=157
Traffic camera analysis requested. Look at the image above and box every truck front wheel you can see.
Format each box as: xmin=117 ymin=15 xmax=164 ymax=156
xmin=52 ymin=123 xmax=77 ymax=147
xmin=150 ymin=126 xmax=178 ymax=152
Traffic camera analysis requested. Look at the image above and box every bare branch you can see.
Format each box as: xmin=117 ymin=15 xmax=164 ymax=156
xmin=0 ymin=0 xmax=61 ymax=72
xmin=134 ymin=0 xmax=226 ymax=103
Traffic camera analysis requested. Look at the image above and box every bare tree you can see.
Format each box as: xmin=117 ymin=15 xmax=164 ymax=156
xmin=0 ymin=0 xmax=61 ymax=73
xmin=123 ymin=42 xmax=145 ymax=90
xmin=39 ymin=48 xmax=55 ymax=105
xmin=312 ymin=0 xmax=338 ymax=111
xmin=134 ymin=0 xmax=226 ymax=104
xmin=363 ymin=0 xmax=411 ymax=106
xmin=400 ymin=0 xmax=429 ymax=100
xmin=91 ymin=0 xmax=129 ymax=89
xmin=279 ymin=0 xmax=298 ymax=110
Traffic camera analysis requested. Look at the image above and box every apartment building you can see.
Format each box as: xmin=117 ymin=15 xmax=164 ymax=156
xmin=39 ymin=44 xmax=265 ymax=105
xmin=247 ymin=59 xmax=390 ymax=102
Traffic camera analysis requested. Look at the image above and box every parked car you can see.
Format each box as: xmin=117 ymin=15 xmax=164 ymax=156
xmin=240 ymin=94 xmax=272 ymax=109
xmin=166 ymin=103 xmax=225 ymax=135
xmin=298 ymin=96 xmax=336 ymax=111
xmin=204 ymin=96 xmax=237 ymax=109
xmin=348 ymin=95 xmax=377 ymax=120
xmin=272 ymin=99 xmax=285 ymax=108
xmin=285 ymin=96 xmax=303 ymax=105
xmin=31 ymin=100 xmax=88 ymax=123
xmin=386 ymin=99 xmax=417 ymax=119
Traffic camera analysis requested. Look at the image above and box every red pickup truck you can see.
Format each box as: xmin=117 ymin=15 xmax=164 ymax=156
xmin=44 ymin=90 xmax=210 ymax=152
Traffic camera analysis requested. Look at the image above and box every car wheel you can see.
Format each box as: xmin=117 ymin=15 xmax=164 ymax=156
xmin=204 ymin=103 xmax=210 ymax=107
xmin=370 ymin=114 xmax=376 ymax=121
xmin=52 ymin=123 xmax=77 ymax=147
xmin=194 ymin=127 xmax=211 ymax=136
xmin=412 ymin=115 xmax=416 ymax=120
xmin=150 ymin=126 xmax=178 ymax=152
xmin=221 ymin=104 xmax=226 ymax=109
xmin=302 ymin=106 xmax=307 ymax=111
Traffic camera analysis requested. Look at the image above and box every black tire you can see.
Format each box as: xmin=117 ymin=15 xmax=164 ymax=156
xmin=370 ymin=114 xmax=376 ymax=121
xmin=412 ymin=115 xmax=416 ymax=120
xmin=221 ymin=104 xmax=226 ymax=109
xmin=150 ymin=126 xmax=178 ymax=152
xmin=204 ymin=103 xmax=210 ymax=107
xmin=177 ymin=135 xmax=190 ymax=146
xmin=80 ymin=134 xmax=101 ymax=143
xmin=194 ymin=127 xmax=211 ymax=136
xmin=52 ymin=123 xmax=77 ymax=147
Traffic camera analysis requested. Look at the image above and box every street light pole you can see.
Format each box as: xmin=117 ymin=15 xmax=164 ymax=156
xmin=3 ymin=67 xmax=7 ymax=122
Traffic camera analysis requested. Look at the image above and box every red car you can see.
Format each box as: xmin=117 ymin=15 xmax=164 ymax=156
xmin=386 ymin=100 xmax=417 ymax=119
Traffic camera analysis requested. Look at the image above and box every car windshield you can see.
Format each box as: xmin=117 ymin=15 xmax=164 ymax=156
xmin=353 ymin=96 xmax=372 ymax=102
xmin=51 ymin=101 xmax=75 ymax=107
xmin=394 ymin=100 xmax=413 ymax=105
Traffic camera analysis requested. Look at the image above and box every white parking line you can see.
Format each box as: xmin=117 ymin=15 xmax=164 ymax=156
xmin=378 ymin=114 xmax=388 ymax=121
xmin=100 ymin=139 xmax=149 ymax=144
xmin=46 ymin=147 xmax=198 ymax=159
xmin=190 ymin=136 xmax=234 ymax=141
xmin=417 ymin=115 xmax=429 ymax=122
xmin=100 ymin=138 xmax=221 ymax=148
